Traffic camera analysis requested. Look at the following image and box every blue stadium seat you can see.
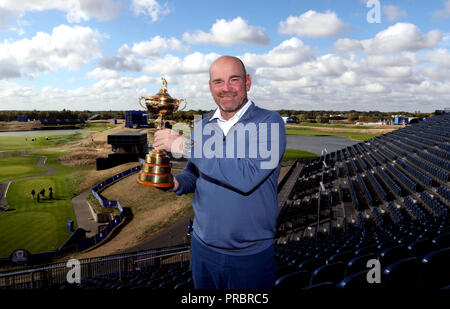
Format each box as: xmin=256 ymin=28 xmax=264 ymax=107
xmin=421 ymin=247 xmax=450 ymax=289
xmin=296 ymin=258 xmax=325 ymax=272
xmin=302 ymin=282 xmax=337 ymax=290
xmin=376 ymin=240 xmax=397 ymax=252
xmin=354 ymin=244 xmax=378 ymax=257
xmin=174 ymin=279 xmax=194 ymax=291
xmin=273 ymin=270 xmax=310 ymax=289
xmin=377 ymin=245 xmax=409 ymax=266
xmin=309 ymin=262 xmax=346 ymax=286
xmin=337 ymin=270 xmax=381 ymax=289
xmin=345 ymin=253 xmax=376 ymax=277
xmin=407 ymin=239 xmax=433 ymax=258
xmin=275 ymin=264 xmax=296 ymax=280
xmin=431 ymin=232 xmax=450 ymax=250
xmin=327 ymin=250 xmax=353 ymax=264
xmin=382 ymin=257 xmax=420 ymax=289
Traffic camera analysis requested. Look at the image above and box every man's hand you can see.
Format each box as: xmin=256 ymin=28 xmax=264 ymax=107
xmin=153 ymin=129 xmax=188 ymax=155
xmin=168 ymin=176 xmax=180 ymax=192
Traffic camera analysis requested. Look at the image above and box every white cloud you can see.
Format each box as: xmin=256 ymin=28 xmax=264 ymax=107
xmin=383 ymin=5 xmax=407 ymax=21
xmin=119 ymin=36 xmax=189 ymax=57
xmin=141 ymin=52 xmax=221 ymax=75
xmin=241 ymin=38 xmax=314 ymax=68
xmin=279 ymin=10 xmax=346 ymax=38
xmin=86 ymin=68 xmax=119 ymax=79
xmin=0 ymin=0 xmax=121 ymax=27
xmin=426 ymin=48 xmax=450 ymax=67
xmin=432 ymin=0 xmax=450 ymax=19
xmin=131 ymin=0 xmax=170 ymax=22
xmin=334 ymin=23 xmax=442 ymax=54
xmin=182 ymin=17 xmax=270 ymax=46
xmin=0 ymin=24 xmax=104 ymax=79
xmin=360 ymin=83 xmax=389 ymax=93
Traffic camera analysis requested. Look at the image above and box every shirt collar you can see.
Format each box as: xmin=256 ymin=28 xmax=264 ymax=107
xmin=209 ymin=100 xmax=253 ymax=123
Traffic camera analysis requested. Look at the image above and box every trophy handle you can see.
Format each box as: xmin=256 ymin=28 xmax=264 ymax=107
xmin=175 ymin=99 xmax=187 ymax=112
xmin=138 ymin=97 xmax=146 ymax=110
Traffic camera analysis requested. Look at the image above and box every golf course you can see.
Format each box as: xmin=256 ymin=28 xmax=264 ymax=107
xmin=0 ymin=120 xmax=395 ymax=260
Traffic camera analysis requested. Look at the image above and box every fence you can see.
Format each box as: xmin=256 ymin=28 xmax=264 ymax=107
xmin=76 ymin=165 xmax=142 ymax=251
xmin=0 ymin=245 xmax=190 ymax=289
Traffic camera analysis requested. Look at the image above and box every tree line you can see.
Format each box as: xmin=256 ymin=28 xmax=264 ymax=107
xmin=0 ymin=109 xmax=434 ymax=124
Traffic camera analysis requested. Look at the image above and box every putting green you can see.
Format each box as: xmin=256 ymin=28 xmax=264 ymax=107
xmin=0 ymin=152 xmax=83 ymax=257
xmin=0 ymin=212 xmax=60 ymax=255
xmin=0 ymin=156 xmax=47 ymax=182
xmin=0 ymin=132 xmax=84 ymax=151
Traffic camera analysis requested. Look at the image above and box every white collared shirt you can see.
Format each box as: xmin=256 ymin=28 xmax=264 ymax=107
xmin=209 ymin=100 xmax=252 ymax=136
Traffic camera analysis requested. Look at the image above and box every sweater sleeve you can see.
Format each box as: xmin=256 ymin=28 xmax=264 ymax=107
xmin=174 ymin=160 xmax=198 ymax=195
xmin=189 ymin=114 xmax=286 ymax=194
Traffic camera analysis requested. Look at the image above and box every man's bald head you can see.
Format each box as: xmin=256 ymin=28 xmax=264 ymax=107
xmin=208 ymin=55 xmax=252 ymax=120
xmin=209 ymin=56 xmax=247 ymax=80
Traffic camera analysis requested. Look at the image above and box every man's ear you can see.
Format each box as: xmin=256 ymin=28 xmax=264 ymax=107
xmin=246 ymin=74 xmax=251 ymax=91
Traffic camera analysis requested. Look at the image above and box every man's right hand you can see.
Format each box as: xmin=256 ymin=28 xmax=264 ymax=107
xmin=168 ymin=176 xmax=179 ymax=192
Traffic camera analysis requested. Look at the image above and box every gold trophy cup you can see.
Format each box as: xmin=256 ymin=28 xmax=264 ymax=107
xmin=137 ymin=78 xmax=186 ymax=188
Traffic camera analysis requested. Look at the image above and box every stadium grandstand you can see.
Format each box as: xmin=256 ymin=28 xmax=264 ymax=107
xmin=0 ymin=113 xmax=449 ymax=291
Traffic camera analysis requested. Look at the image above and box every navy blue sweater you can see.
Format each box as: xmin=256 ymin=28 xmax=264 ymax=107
xmin=175 ymin=102 xmax=286 ymax=255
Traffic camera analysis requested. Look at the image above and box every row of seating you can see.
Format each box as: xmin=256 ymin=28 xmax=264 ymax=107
xmin=424 ymin=127 xmax=450 ymax=138
xmin=386 ymin=163 xmax=417 ymax=192
xmin=366 ymin=170 xmax=387 ymax=201
xmin=377 ymin=145 xmax=397 ymax=161
xmin=387 ymin=201 xmax=405 ymax=223
xmin=417 ymin=149 xmax=450 ymax=171
xmin=370 ymin=147 xmax=386 ymax=164
xmin=397 ymin=157 xmax=433 ymax=186
xmin=421 ymin=191 xmax=448 ymax=217
xmin=274 ymin=216 xmax=450 ymax=289
xmin=372 ymin=207 xmax=385 ymax=226
xmin=376 ymin=166 xmax=402 ymax=197
xmin=406 ymin=154 xmax=448 ymax=182
xmin=416 ymin=131 xmax=447 ymax=143
xmin=438 ymin=185 xmax=450 ymax=201
xmin=47 ymin=262 xmax=193 ymax=291
xmin=438 ymin=142 xmax=450 ymax=152
xmin=391 ymin=130 xmax=430 ymax=151
xmin=347 ymin=176 xmax=360 ymax=210
xmin=406 ymin=134 xmax=436 ymax=147
xmin=357 ymin=173 xmax=374 ymax=206
xmin=364 ymin=152 xmax=378 ymax=167
xmin=403 ymin=196 xmax=428 ymax=220
xmin=428 ymin=146 xmax=450 ymax=161
xmin=389 ymin=138 xmax=416 ymax=154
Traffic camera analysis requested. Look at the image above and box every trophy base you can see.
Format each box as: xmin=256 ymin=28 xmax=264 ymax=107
xmin=137 ymin=179 xmax=174 ymax=188
xmin=137 ymin=150 xmax=174 ymax=189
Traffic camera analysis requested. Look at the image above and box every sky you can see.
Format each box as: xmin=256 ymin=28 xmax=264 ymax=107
xmin=0 ymin=0 xmax=450 ymax=112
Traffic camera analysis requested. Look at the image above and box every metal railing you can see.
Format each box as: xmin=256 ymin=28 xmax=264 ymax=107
xmin=0 ymin=245 xmax=190 ymax=289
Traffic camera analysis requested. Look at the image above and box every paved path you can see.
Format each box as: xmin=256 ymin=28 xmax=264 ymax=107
xmin=71 ymin=189 xmax=101 ymax=238
xmin=0 ymin=154 xmax=56 ymax=211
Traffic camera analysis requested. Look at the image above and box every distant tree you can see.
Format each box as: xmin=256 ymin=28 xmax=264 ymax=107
xmin=316 ymin=115 xmax=329 ymax=123
xmin=348 ymin=113 xmax=359 ymax=122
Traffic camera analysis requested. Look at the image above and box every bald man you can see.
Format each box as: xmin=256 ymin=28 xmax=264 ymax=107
xmin=154 ymin=56 xmax=286 ymax=289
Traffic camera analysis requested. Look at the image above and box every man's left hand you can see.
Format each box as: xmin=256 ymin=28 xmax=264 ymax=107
xmin=153 ymin=129 xmax=187 ymax=154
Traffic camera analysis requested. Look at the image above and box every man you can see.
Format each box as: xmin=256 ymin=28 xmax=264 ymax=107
xmin=153 ymin=56 xmax=286 ymax=289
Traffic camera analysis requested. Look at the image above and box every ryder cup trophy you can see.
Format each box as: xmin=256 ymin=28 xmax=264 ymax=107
xmin=137 ymin=78 xmax=186 ymax=188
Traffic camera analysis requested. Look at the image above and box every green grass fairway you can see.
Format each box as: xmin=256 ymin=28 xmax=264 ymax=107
xmin=285 ymin=128 xmax=378 ymax=141
xmin=292 ymin=123 xmax=380 ymax=130
xmin=0 ymin=156 xmax=47 ymax=182
xmin=0 ymin=151 xmax=89 ymax=257
xmin=283 ymin=149 xmax=319 ymax=162
xmin=0 ymin=132 xmax=84 ymax=151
